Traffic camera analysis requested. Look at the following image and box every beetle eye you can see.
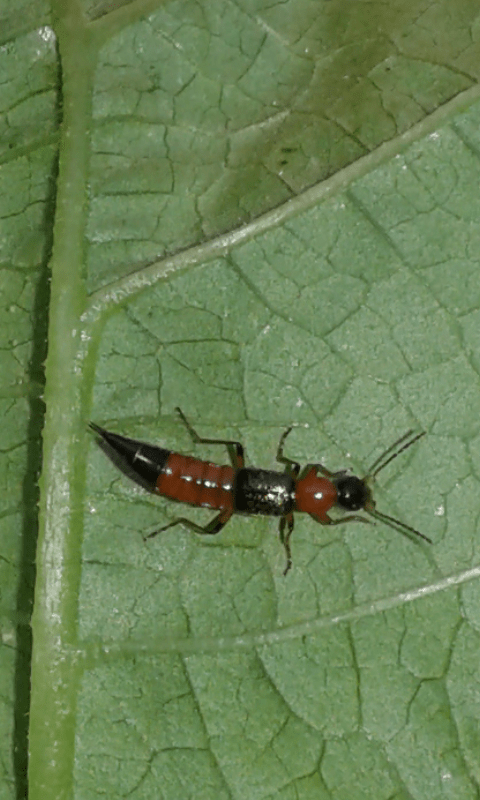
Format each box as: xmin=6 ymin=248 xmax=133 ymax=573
xmin=335 ymin=476 xmax=369 ymax=511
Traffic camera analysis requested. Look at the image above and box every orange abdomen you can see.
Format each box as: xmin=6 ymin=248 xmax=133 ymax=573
xmin=156 ymin=454 xmax=235 ymax=511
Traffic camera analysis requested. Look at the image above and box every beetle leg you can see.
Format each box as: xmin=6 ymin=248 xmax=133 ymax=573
xmin=325 ymin=515 xmax=373 ymax=526
xmin=279 ymin=513 xmax=295 ymax=575
xmin=175 ymin=407 xmax=244 ymax=469
xmin=145 ymin=507 xmax=233 ymax=540
xmin=276 ymin=427 xmax=300 ymax=476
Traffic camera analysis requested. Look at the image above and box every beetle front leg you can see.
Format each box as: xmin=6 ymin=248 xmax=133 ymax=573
xmin=325 ymin=515 xmax=373 ymax=527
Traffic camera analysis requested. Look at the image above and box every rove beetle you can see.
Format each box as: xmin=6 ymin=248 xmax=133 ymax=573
xmin=90 ymin=409 xmax=431 ymax=574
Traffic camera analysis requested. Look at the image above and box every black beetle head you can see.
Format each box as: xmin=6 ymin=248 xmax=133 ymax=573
xmin=334 ymin=475 xmax=372 ymax=512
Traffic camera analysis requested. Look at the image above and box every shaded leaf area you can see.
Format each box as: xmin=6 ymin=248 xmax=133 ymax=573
xmin=87 ymin=0 xmax=480 ymax=289
xmin=0 ymin=21 xmax=57 ymax=799
xmin=0 ymin=1 xmax=51 ymax=46
xmin=80 ymin=108 xmax=480 ymax=798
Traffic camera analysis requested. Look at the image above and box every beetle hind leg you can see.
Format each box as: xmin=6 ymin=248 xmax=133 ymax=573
xmin=145 ymin=507 xmax=233 ymax=540
xmin=175 ymin=407 xmax=245 ymax=469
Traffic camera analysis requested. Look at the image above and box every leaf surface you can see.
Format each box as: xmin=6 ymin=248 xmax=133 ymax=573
xmin=2 ymin=1 xmax=480 ymax=798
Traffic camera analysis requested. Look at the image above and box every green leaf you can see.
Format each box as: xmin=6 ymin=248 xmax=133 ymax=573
xmin=3 ymin=1 xmax=480 ymax=798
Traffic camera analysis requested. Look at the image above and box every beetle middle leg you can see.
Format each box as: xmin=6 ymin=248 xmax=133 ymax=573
xmin=279 ymin=513 xmax=295 ymax=575
xmin=276 ymin=427 xmax=300 ymax=477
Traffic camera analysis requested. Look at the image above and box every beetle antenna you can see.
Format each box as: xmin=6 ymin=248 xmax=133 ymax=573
xmin=363 ymin=430 xmax=431 ymax=545
xmin=366 ymin=508 xmax=432 ymax=544
xmin=367 ymin=430 xmax=426 ymax=479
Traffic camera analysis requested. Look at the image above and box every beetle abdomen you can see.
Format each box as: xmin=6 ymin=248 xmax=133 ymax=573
xmin=156 ymin=454 xmax=235 ymax=511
